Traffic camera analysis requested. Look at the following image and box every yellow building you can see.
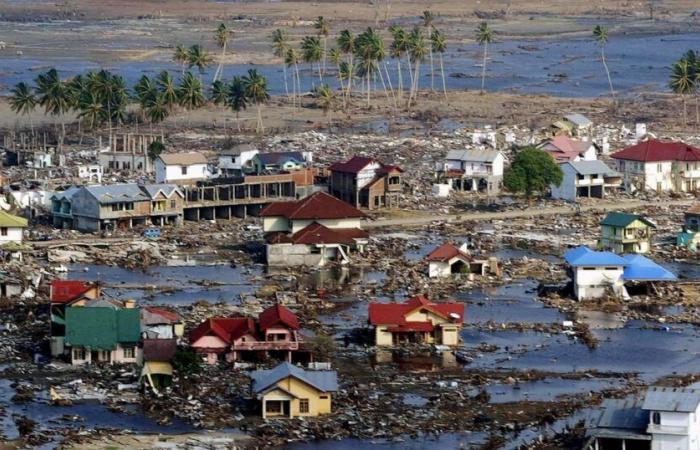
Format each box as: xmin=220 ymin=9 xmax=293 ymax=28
xmin=250 ymin=362 xmax=338 ymax=419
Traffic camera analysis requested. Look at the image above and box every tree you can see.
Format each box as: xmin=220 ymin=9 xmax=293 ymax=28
xmin=213 ymin=23 xmax=231 ymax=82
xmin=314 ymin=16 xmax=331 ymax=76
xmin=147 ymin=140 xmax=165 ymax=162
xmin=272 ymin=29 xmax=291 ymax=97
xmin=285 ymin=47 xmax=302 ymax=109
xmin=315 ymin=83 xmax=338 ymax=126
xmin=354 ymin=27 xmax=382 ymax=107
xmin=146 ymin=92 xmax=170 ymax=133
xmin=242 ymin=68 xmax=270 ymax=133
xmin=306 ymin=333 xmax=336 ymax=362
xmin=337 ymin=29 xmax=356 ymax=101
xmin=227 ymin=75 xmax=248 ymax=131
xmin=301 ymin=35 xmax=323 ymax=83
xmin=209 ymin=80 xmax=228 ymax=105
xmin=156 ymin=71 xmax=178 ymax=112
xmin=593 ymin=25 xmax=615 ymax=102
xmin=681 ymin=50 xmax=700 ymax=125
xmin=670 ymin=58 xmax=694 ymax=126
xmin=177 ymin=72 xmax=205 ymax=123
xmin=173 ymin=44 xmax=189 ymax=75
xmin=407 ymin=26 xmax=427 ymax=107
xmin=133 ymin=75 xmax=157 ymax=121
xmin=187 ymin=44 xmax=213 ymax=76
xmin=503 ymin=147 xmax=563 ymax=199
xmin=431 ymin=28 xmax=447 ymax=99
xmin=476 ymin=22 xmax=493 ymax=93
xmin=389 ymin=25 xmax=409 ymax=101
xmin=172 ymin=348 xmax=201 ymax=377
xmin=422 ymin=10 xmax=435 ymax=91
xmin=35 ymin=68 xmax=70 ymax=144
xmin=9 ymin=82 xmax=37 ymax=135
xmin=328 ymin=47 xmax=344 ymax=93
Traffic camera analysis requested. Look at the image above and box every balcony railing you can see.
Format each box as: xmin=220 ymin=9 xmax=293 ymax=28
xmin=233 ymin=341 xmax=300 ymax=351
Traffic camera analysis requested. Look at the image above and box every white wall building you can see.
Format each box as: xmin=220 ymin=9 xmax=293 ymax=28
xmin=77 ymin=165 xmax=103 ymax=183
xmin=550 ymin=160 xmax=622 ymax=202
xmin=155 ymin=152 xmax=210 ymax=184
xmin=0 ymin=211 xmax=27 ymax=245
xmin=218 ymin=144 xmax=259 ymax=176
xmin=438 ymin=149 xmax=505 ymax=194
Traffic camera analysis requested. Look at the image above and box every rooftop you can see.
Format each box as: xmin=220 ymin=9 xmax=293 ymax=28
xmin=425 ymin=243 xmax=471 ymax=262
xmin=564 ymin=246 xmax=626 ymax=267
xmin=445 ymin=149 xmax=501 ymax=163
xmin=368 ymin=296 xmax=464 ymax=327
xmin=642 ymin=386 xmax=700 ymax=412
xmin=600 ymin=212 xmax=656 ymax=229
xmin=159 ymin=152 xmax=208 ymax=166
xmin=566 ymin=160 xmax=619 ymax=177
xmin=250 ymin=362 xmax=338 ymax=394
xmin=611 ymin=139 xmax=700 ymax=162
xmin=0 ymin=211 xmax=28 ymax=228
xmin=259 ymin=192 xmax=366 ymax=220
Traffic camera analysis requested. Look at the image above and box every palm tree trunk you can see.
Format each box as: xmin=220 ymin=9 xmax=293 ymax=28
xmin=366 ymin=69 xmax=371 ymax=107
xmin=481 ymin=42 xmax=488 ymax=93
xmin=322 ymin=37 xmax=327 ymax=76
xmin=696 ymin=95 xmax=699 ymax=127
xmin=257 ymin=104 xmax=264 ymax=133
xmin=345 ymin=63 xmax=354 ymax=105
xmin=684 ymin=95 xmax=688 ymax=126
xmin=601 ymin=46 xmax=615 ymax=102
xmin=336 ymin=62 xmax=345 ymax=95
xmin=27 ymin=113 xmax=34 ymax=139
xmin=439 ymin=53 xmax=447 ymax=99
xmin=383 ymin=62 xmax=396 ymax=107
xmin=429 ymin=46 xmax=434 ymax=92
xmin=377 ymin=64 xmax=391 ymax=103
xmin=396 ymin=59 xmax=403 ymax=101
xmin=318 ymin=62 xmax=323 ymax=83
xmin=283 ymin=63 xmax=289 ymax=99
xmin=294 ymin=62 xmax=302 ymax=106
xmin=406 ymin=55 xmax=414 ymax=94
xmin=408 ymin=61 xmax=420 ymax=108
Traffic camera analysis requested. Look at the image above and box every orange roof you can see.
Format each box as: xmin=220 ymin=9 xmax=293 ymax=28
xmin=425 ymin=243 xmax=471 ymax=262
xmin=259 ymin=192 xmax=366 ymax=220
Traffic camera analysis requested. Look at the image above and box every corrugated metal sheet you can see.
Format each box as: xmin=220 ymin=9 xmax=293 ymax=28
xmin=445 ymin=149 xmax=500 ymax=163
xmin=642 ymin=386 xmax=700 ymax=412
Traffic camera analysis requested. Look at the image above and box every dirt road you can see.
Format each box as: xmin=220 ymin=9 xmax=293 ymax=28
xmin=363 ymin=198 xmax=696 ymax=229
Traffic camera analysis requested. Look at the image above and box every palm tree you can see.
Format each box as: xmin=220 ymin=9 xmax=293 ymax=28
xmin=314 ymin=16 xmax=331 ymax=76
xmin=156 ymin=71 xmax=178 ymax=112
xmin=173 ymin=44 xmax=189 ymax=75
xmin=422 ymin=10 xmax=435 ymax=91
xmin=146 ymin=93 xmax=170 ymax=135
xmin=407 ymin=26 xmax=427 ymax=106
xmin=301 ymin=36 xmax=323 ymax=84
xmin=354 ymin=28 xmax=378 ymax=107
xmin=328 ymin=47 xmax=344 ymax=93
xmin=187 ymin=44 xmax=213 ymax=77
xmin=209 ymin=80 xmax=228 ymax=105
xmin=177 ymin=72 xmax=205 ymax=124
xmin=670 ymin=58 xmax=694 ymax=126
xmin=35 ymin=68 xmax=70 ymax=144
xmin=134 ymin=75 xmax=156 ymax=117
xmin=213 ymin=23 xmax=231 ymax=82
xmin=315 ymin=83 xmax=338 ymax=127
xmin=272 ymin=29 xmax=291 ymax=97
xmin=337 ymin=29 xmax=356 ymax=100
xmin=431 ymin=28 xmax=448 ymax=99
xmin=285 ymin=47 xmax=302 ymax=108
xmin=227 ymin=75 xmax=248 ymax=131
xmin=67 ymin=74 xmax=88 ymax=138
xmin=684 ymin=50 xmax=700 ymax=125
xmin=9 ymin=82 xmax=37 ymax=136
xmin=389 ymin=25 xmax=409 ymax=101
xmin=476 ymin=22 xmax=493 ymax=93
xmin=242 ymin=68 xmax=270 ymax=133
xmin=593 ymin=25 xmax=615 ymax=101
xmin=78 ymin=91 xmax=103 ymax=130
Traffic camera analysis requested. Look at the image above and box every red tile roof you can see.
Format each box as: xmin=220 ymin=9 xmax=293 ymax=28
xmin=189 ymin=317 xmax=255 ymax=345
xmin=368 ymin=296 xmax=465 ymax=326
xmin=611 ymin=139 xmax=700 ymax=162
xmin=328 ymin=156 xmax=376 ymax=173
xmin=425 ymin=243 xmax=471 ymax=262
xmin=259 ymin=192 xmax=366 ymax=220
xmin=259 ymin=304 xmax=299 ymax=331
xmin=50 ymin=280 xmax=96 ymax=304
xmin=293 ymin=223 xmax=368 ymax=245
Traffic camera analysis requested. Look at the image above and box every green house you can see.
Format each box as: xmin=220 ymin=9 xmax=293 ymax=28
xmin=598 ymin=212 xmax=656 ymax=254
xmin=65 ymin=307 xmax=141 ymax=365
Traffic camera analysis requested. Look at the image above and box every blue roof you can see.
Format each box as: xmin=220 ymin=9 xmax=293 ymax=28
xmin=250 ymin=362 xmax=338 ymax=394
xmin=622 ymin=254 xmax=677 ymax=281
xmin=564 ymin=246 xmax=626 ymax=267
xmin=84 ymin=184 xmax=150 ymax=204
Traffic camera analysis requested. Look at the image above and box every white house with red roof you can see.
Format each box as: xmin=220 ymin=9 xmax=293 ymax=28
xmin=259 ymin=192 xmax=369 ymax=267
xmin=611 ymin=139 xmax=700 ymax=192
xmin=539 ymin=135 xmax=597 ymax=163
xmin=368 ymin=296 xmax=464 ymax=347
xmin=328 ymin=155 xmax=403 ymax=210
xmin=425 ymin=243 xmax=499 ymax=278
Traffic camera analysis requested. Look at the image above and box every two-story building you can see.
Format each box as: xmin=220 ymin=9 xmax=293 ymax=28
xmin=436 ymin=149 xmax=504 ymax=195
xmin=611 ymin=139 xmax=700 ymax=193
xmin=550 ymin=160 xmax=622 ymax=202
xmin=586 ymin=386 xmax=700 ymax=450
xmin=249 ymin=362 xmax=338 ymax=419
xmin=50 ymin=186 xmax=80 ymax=229
xmin=599 ymin=212 xmax=656 ymax=254
xmin=141 ymin=184 xmax=184 ymax=227
xmin=99 ymin=132 xmax=160 ymax=173
xmin=155 ymin=152 xmax=210 ymax=185
xmin=260 ymin=192 xmax=369 ymax=267
xmin=217 ymin=144 xmax=259 ymax=177
xmin=539 ymin=135 xmax=597 ymax=163
xmin=328 ymin=156 xmax=403 ymax=210
xmin=368 ymin=296 xmax=464 ymax=347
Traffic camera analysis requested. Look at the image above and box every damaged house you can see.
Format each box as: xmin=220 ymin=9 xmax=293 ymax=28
xmin=677 ymin=204 xmax=700 ymax=251
xmin=49 ymin=280 xmax=101 ymax=356
xmin=599 ymin=212 xmax=655 ymax=254
xmin=190 ymin=304 xmax=308 ymax=365
xmin=564 ymin=246 xmax=676 ymax=301
xmin=328 ymin=156 xmax=403 ymax=210
xmin=539 ymin=135 xmax=597 ymax=163
xmin=611 ymin=139 xmax=700 ymax=193
xmin=0 ymin=211 xmax=27 ymax=246
xmin=436 ymin=149 xmax=504 ymax=195
xmin=425 ymin=243 xmax=499 ymax=278
xmin=368 ymin=296 xmax=464 ymax=347
xmin=550 ymin=160 xmax=622 ymax=202
xmin=249 ymin=362 xmax=338 ymax=419
xmin=260 ymin=192 xmax=369 ymax=267
xmin=251 ymin=151 xmax=310 ymax=174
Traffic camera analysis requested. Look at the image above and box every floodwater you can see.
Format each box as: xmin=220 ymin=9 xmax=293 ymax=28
xmin=2 ymin=26 xmax=700 ymax=98
xmin=481 ymin=376 xmax=621 ymax=403
xmin=284 ymin=432 xmax=489 ymax=450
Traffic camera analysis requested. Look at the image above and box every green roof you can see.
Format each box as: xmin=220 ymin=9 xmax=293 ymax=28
xmin=0 ymin=211 xmax=27 ymax=228
xmin=65 ymin=307 xmax=141 ymax=350
xmin=600 ymin=212 xmax=655 ymax=228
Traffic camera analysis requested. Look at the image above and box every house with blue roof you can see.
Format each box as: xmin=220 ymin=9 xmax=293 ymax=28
xmin=249 ymin=362 xmax=337 ymax=418
xmin=564 ymin=246 xmax=676 ymax=300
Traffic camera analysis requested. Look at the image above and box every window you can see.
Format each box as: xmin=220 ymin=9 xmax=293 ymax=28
xmin=299 ymin=399 xmax=309 ymax=413
xmin=73 ymin=348 xmax=86 ymax=360
xmin=0 ymin=228 xmax=7 ymax=236
xmin=652 ymin=412 xmax=661 ymax=425
xmin=389 ymin=176 xmax=400 ymax=185
xmin=657 ymin=163 xmax=662 ymax=173
xmin=123 ymin=161 xmax=131 ymax=170
xmin=170 ymin=200 xmax=176 ymax=208
xmin=266 ymin=401 xmax=282 ymax=413
xmin=152 ymin=200 xmax=166 ymax=211
xmin=181 ymin=166 xmax=188 ymax=175
xmin=125 ymin=202 xmax=134 ymax=211
xmin=122 ymin=346 xmax=135 ymax=359
xmin=604 ymin=267 xmax=619 ymax=270
xmin=319 ymin=395 xmax=329 ymax=399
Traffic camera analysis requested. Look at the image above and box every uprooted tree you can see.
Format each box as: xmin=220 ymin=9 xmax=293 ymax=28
xmin=503 ymin=146 xmax=563 ymax=198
